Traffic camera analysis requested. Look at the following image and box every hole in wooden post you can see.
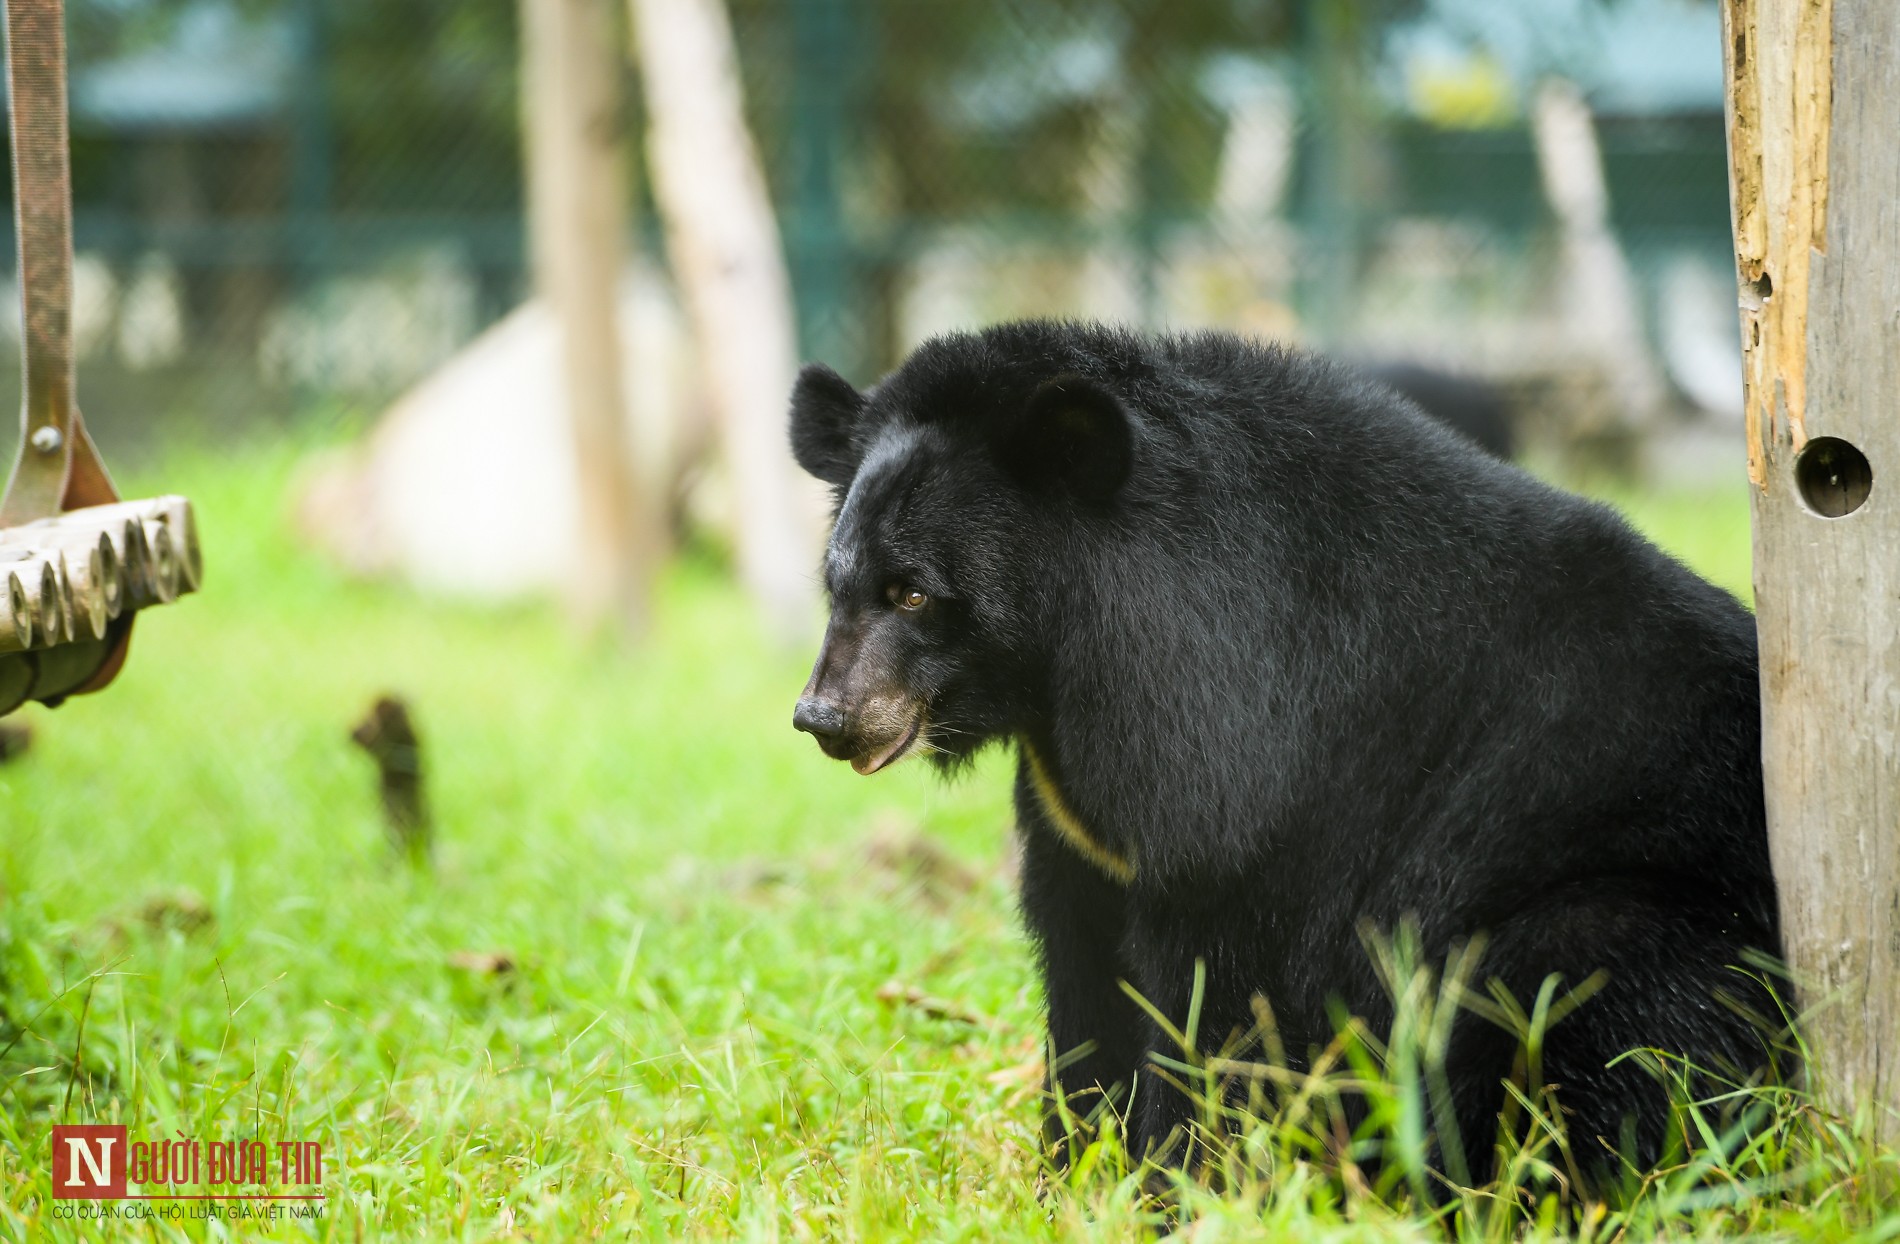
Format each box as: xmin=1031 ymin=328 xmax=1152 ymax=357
xmin=1738 ymin=273 xmax=1773 ymax=314
xmin=1794 ymin=436 xmax=1872 ymax=518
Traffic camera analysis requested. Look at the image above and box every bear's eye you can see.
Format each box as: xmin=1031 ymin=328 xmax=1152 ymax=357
xmin=889 ymin=585 xmax=929 ymax=612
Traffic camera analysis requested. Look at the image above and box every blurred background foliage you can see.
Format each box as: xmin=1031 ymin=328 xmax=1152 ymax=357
xmin=12 ymin=0 xmax=1738 ymax=474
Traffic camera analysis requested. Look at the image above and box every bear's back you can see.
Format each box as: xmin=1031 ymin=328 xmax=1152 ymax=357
xmin=942 ymin=324 xmax=1766 ymax=930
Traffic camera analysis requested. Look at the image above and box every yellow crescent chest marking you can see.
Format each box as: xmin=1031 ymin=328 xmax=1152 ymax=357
xmin=1023 ymin=741 xmax=1137 ymax=885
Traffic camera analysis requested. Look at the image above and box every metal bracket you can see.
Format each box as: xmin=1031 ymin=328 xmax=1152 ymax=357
xmin=0 ymin=0 xmax=136 ymax=706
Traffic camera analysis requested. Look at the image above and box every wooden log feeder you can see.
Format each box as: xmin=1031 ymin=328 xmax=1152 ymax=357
xmin=0 ymin=0 xmax=201 ymax=716
xmin=1722 ymin=0 xmax=1900 ymax=1128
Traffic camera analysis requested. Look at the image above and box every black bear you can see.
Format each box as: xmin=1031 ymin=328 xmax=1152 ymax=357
xmin=787 ymin=321 xmax=1780 ymax=1174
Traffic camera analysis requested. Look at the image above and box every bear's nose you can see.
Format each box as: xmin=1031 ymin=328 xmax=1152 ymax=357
xmin=793 ymin=697 xmax=846 ymax=740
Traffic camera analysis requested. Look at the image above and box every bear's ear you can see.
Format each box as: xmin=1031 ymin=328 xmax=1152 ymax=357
xmin=789 ymin=363 xmax=866 ymax=486
xmin=994 ymin=375 xmax=1133 ymax=504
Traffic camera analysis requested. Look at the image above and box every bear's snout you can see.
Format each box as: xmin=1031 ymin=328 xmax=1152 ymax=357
xmin=792 ymin=692 xmax=925 ymax=774
xmin=792 ymin=696 xmax=846 ymax=741
xmin=796 ymin=615 xmax=929 ymax=774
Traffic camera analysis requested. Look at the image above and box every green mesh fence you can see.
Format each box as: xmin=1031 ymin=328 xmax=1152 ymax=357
xmin=1 ymin=0 xmax=1737 ymax=448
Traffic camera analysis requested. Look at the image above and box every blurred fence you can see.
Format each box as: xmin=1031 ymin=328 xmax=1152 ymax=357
xmin=737 ymin=0 xmax=1742 ymax=432
xmin=0 ymin=0 xmax=1739 ymax=457
xmin=26 ymin=0 xmax=524 ymax=454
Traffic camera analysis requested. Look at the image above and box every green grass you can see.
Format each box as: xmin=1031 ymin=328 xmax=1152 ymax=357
xmin=0 ymin=441 xmax=1889 ymax=1240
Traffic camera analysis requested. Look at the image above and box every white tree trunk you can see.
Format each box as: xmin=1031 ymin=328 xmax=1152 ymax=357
xmin=629 ymin=0 xmax=820 ymax=638
xmin=1532 ymin=78 xmax=1667 ymax=426
xmin=521 ymin=0 xmax=663 ymax=634
xmin=1076 ymin=90 xmax=1144 ymax=325
xmin=1212 ymin=76 xmax=1295 ymax=228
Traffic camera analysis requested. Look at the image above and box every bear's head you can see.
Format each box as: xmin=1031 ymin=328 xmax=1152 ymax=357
xmin=786 ymin=334 xmax=1138 ymax=774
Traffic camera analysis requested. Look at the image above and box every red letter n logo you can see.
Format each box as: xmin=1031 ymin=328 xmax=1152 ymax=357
xmin=50 ymin=1125 xmax=127 ymax=1199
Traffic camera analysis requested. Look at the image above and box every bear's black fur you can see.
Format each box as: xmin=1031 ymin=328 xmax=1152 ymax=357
xmin=788 ymin=321 xmax=1780 ymax=1174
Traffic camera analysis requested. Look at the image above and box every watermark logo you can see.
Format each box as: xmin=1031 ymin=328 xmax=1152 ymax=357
xmin=49 ymin=1125 xmax=327 ymax=1222
xmin=51 ymin=1126 xmax=125 ymax=1200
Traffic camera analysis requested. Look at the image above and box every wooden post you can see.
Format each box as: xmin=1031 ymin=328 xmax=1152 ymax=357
xmin=520 ymin=0 xmax=663 ymax=633
xmin=1723 ymin=0 xmax=1900 ymax=1126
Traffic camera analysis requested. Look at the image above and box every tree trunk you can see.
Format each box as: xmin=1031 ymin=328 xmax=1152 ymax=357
xmin=1531 ymin=78 xmax=1666 ymax=428
xmin=1723 ymin=0 xmax=1900 ymax=1128
xmin=629 ymin=0 xmax=821 ymax=639
xmin=520 ymin=0 xmax=662 ymax=634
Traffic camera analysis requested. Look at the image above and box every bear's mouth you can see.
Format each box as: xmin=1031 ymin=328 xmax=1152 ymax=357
xmin=852 ymin=711 xmax=924 ymax=775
